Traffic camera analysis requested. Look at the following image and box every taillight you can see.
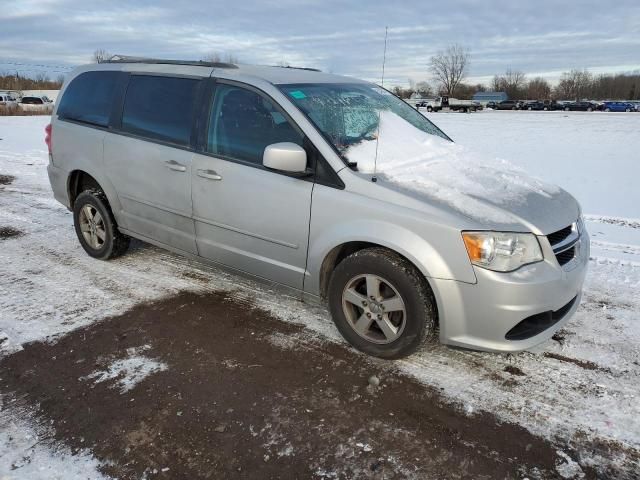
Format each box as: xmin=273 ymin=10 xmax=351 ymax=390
xmin=45 ymin=123 xmax=52 ymax=154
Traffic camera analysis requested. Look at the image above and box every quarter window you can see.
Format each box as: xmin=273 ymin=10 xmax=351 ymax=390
xmin=57 ymin=71 xmax=121 ymax=126
xmin=207 ymin=84 xmax=303 ymax=165
xmin=122 ymin=75 xmax=199 ymax=146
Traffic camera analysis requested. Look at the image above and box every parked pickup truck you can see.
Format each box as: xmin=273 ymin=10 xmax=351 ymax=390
xmin=416 ymin=96 xmax=480 ymax=112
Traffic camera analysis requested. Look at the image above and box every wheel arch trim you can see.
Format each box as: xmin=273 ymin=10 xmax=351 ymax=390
xmin=66 ymin=167 xmax=124 ymax=226
xmin=306 ymin=219 xmax=475 ymax=299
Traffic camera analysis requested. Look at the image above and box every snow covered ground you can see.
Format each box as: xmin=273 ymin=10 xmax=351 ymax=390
xmin=1 ymin=115 xmax=639 ymax=477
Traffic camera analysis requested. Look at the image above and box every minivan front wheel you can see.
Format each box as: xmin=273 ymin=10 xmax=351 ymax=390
xmin=328 ymin=248 xmax=437 ymax=359
xmin=73 ymin=191 xmax=130 ymax=260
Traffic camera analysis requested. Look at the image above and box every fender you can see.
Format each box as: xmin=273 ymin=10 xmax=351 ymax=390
xmin=305 ymin=218 xmax=477 ymax=297
xmin=54 ymin=119 xmax=127 ymax=230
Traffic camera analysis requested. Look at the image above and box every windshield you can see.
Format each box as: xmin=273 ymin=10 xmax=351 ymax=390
xmin=279 ymin=83 xmax=450 ymax=166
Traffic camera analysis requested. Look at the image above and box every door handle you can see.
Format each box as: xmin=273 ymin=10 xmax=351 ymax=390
xmin=197 ymin=169 xmax=222 ymax=181
xmin=165 ymin=160 xmax=187 ymax=172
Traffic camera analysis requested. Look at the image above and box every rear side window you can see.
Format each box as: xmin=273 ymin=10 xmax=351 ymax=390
xmin=57 ymin=71 xmax=121 ymax=126
xmin=121 ymin=75 xmax=199 ymax=146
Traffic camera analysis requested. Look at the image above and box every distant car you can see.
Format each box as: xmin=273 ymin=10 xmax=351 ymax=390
xmin=601 ymin=101 xmax=635 ymax=112
xmin=19 ymin=95 xmax=54 ymax=113
xmin=522 ymin=101 xmax=545 ymax=111
xmin=0 ymin=93 xmax=18 ymax=106
xmin=490 ymin=100 xmax=522 ymax=110
xmin=562 ymin=101 xmax=597 ymax=112
xmin=541 ymin=101 xmax=565 ymax=111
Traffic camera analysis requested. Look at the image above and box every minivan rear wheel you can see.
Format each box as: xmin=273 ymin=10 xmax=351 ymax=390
xmin=328 ymin=247 xmax=437 ymax=359
xmin=73 ymin=190 xmax=130 ymax=260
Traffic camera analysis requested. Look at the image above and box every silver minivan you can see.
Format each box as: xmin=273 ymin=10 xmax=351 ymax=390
xmin=46 ymin=57 xmax=589 ymax=358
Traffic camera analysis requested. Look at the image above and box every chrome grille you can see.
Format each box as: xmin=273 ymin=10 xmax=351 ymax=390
xmin=547 ymin=225 xmax=573 ymax=246
xmin=547 ymin=220 xmax=581 ymax=267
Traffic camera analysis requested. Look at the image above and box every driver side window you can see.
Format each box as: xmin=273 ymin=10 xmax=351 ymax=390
xmin=207 ymin=84 xmax=304 ymax=166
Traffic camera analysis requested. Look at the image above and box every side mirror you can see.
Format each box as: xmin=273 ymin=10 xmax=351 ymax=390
xmin=263 ymin=142 xmax=307 ymax=173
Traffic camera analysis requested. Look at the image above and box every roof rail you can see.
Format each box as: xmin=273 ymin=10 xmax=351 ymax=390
xmin=103 ymin=55 xmax=238 ymax=69
xmin=277 ymin=65 xmax=322 ymax=72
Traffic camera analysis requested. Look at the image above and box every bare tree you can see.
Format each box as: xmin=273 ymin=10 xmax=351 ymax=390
xmin=554 ymin=69 xmax=593 ymax=100
xmin=93 ymin=48 xmax=112 ymax=64
xmin=526 ymin=77 xmax=551 ymax=100
xmin=35 ymin=72 xmax=50 ymax=83
xmin=502 ymin=69 xmax=526 ymax=98
xmin=203 ymin=52 xmax=239 ymax=64
xmin=414 ymin=81 xmax=433 ymax=97
xmin=429 ymin=44 xmax=469 ymax=96
xmin=454 ymin=83 xmax=487 ymax=99
xmin=490 ymin=75 xmax=503 ymax=92
xmin=391 ymin=86 xmax=412 ymax=98
xmin=491 ymin=69 xmax=526 ymax=98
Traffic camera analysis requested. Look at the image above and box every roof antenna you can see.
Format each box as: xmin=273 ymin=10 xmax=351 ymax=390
xmin=372 ymin=26 xmax=388 ymax=183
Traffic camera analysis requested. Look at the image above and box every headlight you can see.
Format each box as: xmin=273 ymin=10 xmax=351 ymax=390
xmin=462 ymin=231 xmax=543 ymax=272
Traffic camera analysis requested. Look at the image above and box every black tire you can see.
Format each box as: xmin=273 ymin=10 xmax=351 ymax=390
xmin=328 ymin=247 xmax=437 ymax=359
xmin=426 ymin=106 xmax=433 ymax=112
xmin=73 ymin=190 xmax=130 ymax=260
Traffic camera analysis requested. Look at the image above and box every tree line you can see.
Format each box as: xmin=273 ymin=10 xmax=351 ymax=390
xmin=0 ymin=72 xmax=64 ymax=91
xmin=392 ymin=44 xmax=640 ymax=101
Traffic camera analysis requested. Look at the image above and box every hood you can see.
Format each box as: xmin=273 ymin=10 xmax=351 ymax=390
xmin=346 ymin=111 xmax=580 ymax=234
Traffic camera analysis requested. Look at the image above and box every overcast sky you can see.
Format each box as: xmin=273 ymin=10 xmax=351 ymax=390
xmin=2 ymin=0 xmax=640 ymax=86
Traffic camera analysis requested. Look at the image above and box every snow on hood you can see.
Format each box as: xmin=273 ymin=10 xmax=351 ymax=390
xmin=345 ymin=111 xmax=560 ymax=224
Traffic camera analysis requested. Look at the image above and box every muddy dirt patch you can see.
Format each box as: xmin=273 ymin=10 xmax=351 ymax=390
xmin=0 ymin=226 xmax=23 ymax=239
xmin=0 ymin=291 xmax=588 ymax=479
xmin=544 ymin=352 xmax=611 ymax=373
xmin=504 ymin=365 xmax=526 ymax=376
xmin=0 ymin=174 xmax=15 ymax=185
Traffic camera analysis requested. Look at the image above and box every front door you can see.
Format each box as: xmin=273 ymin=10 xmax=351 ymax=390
xmin=104 ymin=74 xmax=201 ymax=254
xmin=191 ymin=82 xmax=313 ymax=289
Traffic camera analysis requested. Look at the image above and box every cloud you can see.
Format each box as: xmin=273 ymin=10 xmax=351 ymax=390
xmin=1 ymin=0 xmax=639 ymax=86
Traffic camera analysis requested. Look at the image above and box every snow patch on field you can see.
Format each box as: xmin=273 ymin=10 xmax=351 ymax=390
xmin=0 ymin=400 xmax=108 ymax=479
xmin=345 ymin=111 xmax=558 ymax=223
xmin=80 ymin=346 xmax=168 ymax=393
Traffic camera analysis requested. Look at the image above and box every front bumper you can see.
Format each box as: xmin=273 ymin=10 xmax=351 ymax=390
xmin=433 ymin=232 xmax=589 ymax=352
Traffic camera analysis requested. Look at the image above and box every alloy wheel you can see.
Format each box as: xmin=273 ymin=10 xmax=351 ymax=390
xmin=79 ymin=204 xmax=106 ymax=250
xmin=341 ymin=274 xmax=406 ymax=344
